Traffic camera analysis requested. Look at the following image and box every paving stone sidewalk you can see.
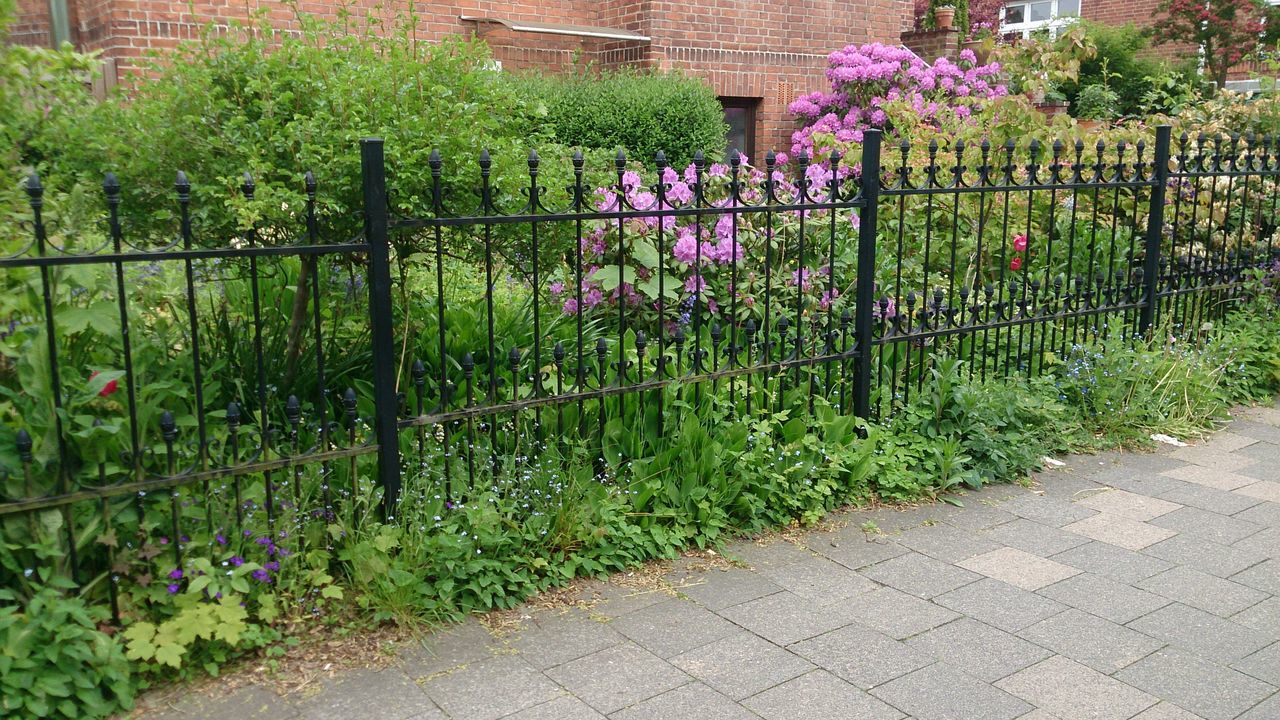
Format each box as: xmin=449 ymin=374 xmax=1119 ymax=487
xmin=141 ymin=405 xmax=1280 ymax=720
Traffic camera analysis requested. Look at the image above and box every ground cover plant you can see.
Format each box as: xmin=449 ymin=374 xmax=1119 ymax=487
xmin=3 ymin=10 xmax=1280 ymax=720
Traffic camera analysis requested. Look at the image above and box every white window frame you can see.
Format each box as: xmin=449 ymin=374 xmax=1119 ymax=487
xmin=1000 ymin=0 xmax=1081 ymax=38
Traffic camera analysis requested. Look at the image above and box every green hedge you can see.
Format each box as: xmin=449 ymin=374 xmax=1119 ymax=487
xmin=522 ymin=68 xmax=727 ymax=168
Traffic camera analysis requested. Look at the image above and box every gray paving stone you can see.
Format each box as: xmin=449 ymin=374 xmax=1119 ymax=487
xmin=1233 ymin=642 xmax=1280 ymax=686
xmin=1048 ymin=541 xmax=1174 ymax=584
xmin=941 ymin=502 xmax=1019 ymax=531
xmin=872 ymin=662 xmax=1032 ymax=720
xmin=1077 ymin=488 xmax=1183 ymax=522
xmin=509 ymin=609 xmax=627 ymax=670
xmin=788 ymin=622 xmax=931 ymax=689
xmin=611 ymin=599 xmax=739 ymax=659
xmin=892 ymin=522 xmax=1002 ymax=563
xmin=1234 ymin=501 xmax=1280 ymax=527
xmin=716 ymin=591 xmax=862 ymax=646
xmin=1236 ymin=438 xmax=1280 ymax=463
xmin=756 ymin=551 xmax=879 ymax=601
xmin=157 ymin=685 xmax=302 ymax=720
xmin=1143 ymin=533 xmax=1269 ymax=579
xmin=934 ymin=578 xmax=1068 ymax=632
xmin=398 ymin=619 xmax=502 ymax=678
xmin=669 ymin=631 xmax=814 ymax=701
xmin=671 ymin=567 xmax=784 ymax=611
xmin=1149 ymin=506 xmax=1263 ymax=545
xmin=419 ymin=656 xmax=559 ymax=720
xmin=978 ymin=518 xmax=1094 ymax=556
xmin=503 ymin=696 xmax=606 ymax=720
xmin=861 ymin=551 xmax=982 ymax=599
xmin=959 ymin=547 xmax=1081 ymax=591
xmin=1237 ymin=693 xmax=1280 ymax=719
xmin=1231 ymin=558 xmax=1280 ymax=594
xmin=1198 ymin=430 xmax=1261 ymax=453
xmin=1161 ymin=464 xmax=1258 ymax=491
xmin=1039 ymin=568 xmax=1172 ymax=620
xmin=1128 ymin=702 xmax=1207 ymax=719
xmin=803 ymin=531 xmax=910 ymax=570
xmin=545 ymin=643 xmax=690 ymax=715
xmin=1087 ymin=467 xmax=1190 ymax=497
xmin=1126 ymin=603 xmax=1275 ymax=665
xmin=1062 ymin=513 xmax=1177 ymax=551
xmin=1167 ymin=447 xmax=1257 ymax=473
xmin=1238 ymin=481 xmax=1280 ymax=504
xmin=1115 ymin=648 xmax=1278 ymax=720
xmin=1225 ymin=419 xmax=1280 ymax=445
xmin=994 ymin=491 xmax=1099 ymax=527
xmin=724 ymin=538 xmax=813 ymax=570
xmin=295 ymin=669 xmax=437 ymax=720
xmin=1033 ymin=469 xmax=1112 ymax=500
xmin=1109 ymin=451 xmax=1192 ymax=475
xmin=1236 ymin=526 xmax=1280 ymax=556
xmin=572 ymin=580 xmax=669 ymax=619
xmin=1018 ymin=608 xmax=1164 ymax=674
xmin=743 ymin=669 xmax=905 ymax=720
xmin=609 ymin=682 xmax=755 ymax=720
xmin=1138 ymin=566 xmax=1269 ymax=617
xmin=996 ymin=655 xmax=1157 ymax=720
xmin=1158 ymin=482 xmax=1263 ymax=515
xmin=841 ymin=585 xmax=961 ymax=639
xmin=1232 ymin=597 xmax=1280 ymax=633
xmin=904 ymin=618 xmax=1052 ymax=683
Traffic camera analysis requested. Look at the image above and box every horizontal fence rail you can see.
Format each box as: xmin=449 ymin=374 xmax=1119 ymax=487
xmin=3 ymin=125 xmax=1277 ymax=620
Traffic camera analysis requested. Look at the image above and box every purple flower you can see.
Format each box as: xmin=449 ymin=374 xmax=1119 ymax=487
xmin=215 ymin=532 xmax=227 ymax=545
xmin=167 ymin=584 xmax=180 ymax=594
xmin=168 ymin=568 xmax=183 ymax=580
xmin=158 ymin=537 xmax=169 ymax=545
xmin=445 ymin=501 xmax=455 ymax=509
xmin=251 ymin=569 xmax=272 ymax=583
xmin=264 ymin=560 xmax=280 ymax=571
xmin=255 ymin=536 xmax=271 ymax=546
xmin=230 ymin=556 xmax=245 ymax=567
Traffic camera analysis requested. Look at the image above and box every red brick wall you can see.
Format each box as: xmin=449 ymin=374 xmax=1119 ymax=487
xmin=8 ymin=0 xmax=53 ymax=46
xmin=1080 ymin=0 xmax=1192 ymax=64
xmin=6 ymin=0 xmax=914 ymax=152
xmin=901 ymin=28 xmax=962 ymax=63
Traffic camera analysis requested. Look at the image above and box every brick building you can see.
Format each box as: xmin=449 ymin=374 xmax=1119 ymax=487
xmin=7 ymin=0 xmax=915 ymax=156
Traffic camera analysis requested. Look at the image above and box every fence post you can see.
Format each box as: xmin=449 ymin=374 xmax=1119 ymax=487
xmin=852 ymin=129 xmax=882 ymax=420
xmin=361 ymin=138 xmax=402 ymax=519
xmin=1139 ymin=125 xmax=1172 ymax=337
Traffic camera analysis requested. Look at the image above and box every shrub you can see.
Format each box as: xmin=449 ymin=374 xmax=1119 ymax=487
xmin=520 ymin=68 xmax=727 ymax=167
xmin=1057 ymin=21 xmax=1164 ymax=116
xmin=0 ymin=586 xmax=135 ymax=719
xmin=1074 ymin=83 xmax=1121 ymax=120
xmin=21 ymin=10 xmax=556 ymax=246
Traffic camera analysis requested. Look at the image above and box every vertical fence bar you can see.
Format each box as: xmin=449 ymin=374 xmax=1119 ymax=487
xmin=853 ymin=129 xmax=882 ymax=419
xmin=1140 ymin=125 xmax=1172 ymax=337
xmin=361 ymin=138 xmax=402 ymax=519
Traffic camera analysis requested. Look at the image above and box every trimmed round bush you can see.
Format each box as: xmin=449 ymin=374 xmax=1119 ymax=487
xmin=522 ymin=68 xmax=727 ymax=168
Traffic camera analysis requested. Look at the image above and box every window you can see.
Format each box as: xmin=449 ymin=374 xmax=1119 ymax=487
xmin=1000 ymin=0 xmax=1079 ymax=38
xmin=720 ymin=98 xmax=759 ymax=162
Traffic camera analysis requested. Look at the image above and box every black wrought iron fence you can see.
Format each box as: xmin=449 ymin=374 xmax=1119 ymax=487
xmin=2 ymin=125 xmax=1276 ymax=620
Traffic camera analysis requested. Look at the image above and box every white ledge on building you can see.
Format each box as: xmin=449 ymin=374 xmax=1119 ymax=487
xmin=459 ymin=16 xmax=651 ymax=42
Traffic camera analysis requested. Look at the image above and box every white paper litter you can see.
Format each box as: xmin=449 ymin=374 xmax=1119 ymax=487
xmin=1150 ymin=433 xmax=1188 ymax=447
xmin=1041 ymin=457 xmax=1066 ymax=468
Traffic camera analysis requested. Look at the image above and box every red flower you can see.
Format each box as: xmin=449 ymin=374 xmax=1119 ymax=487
xmin=89 ymin=370 xmax=118 ymax=398
xmin=1012 ymin=234 xmax=1028 ymax=252
xmin=1009 ymin=257 xmax=1023 ymax=272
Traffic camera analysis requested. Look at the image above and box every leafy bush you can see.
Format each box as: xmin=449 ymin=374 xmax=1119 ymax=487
xmin=19 ymin=10 xmax=556 ymax=247
xmin=1058 ymin=21 xmax=1164 ymax=116
xmin=1074 ymin=84 xmax=1121 ymax=120
xmin=520 ymin=68 xmax=727 ymax=167
xmin=0 ymin=586 xmax=135 ymax=719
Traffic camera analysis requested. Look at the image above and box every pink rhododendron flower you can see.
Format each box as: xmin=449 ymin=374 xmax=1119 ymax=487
xmin=1013 ymin=234 xmax=1028 ymax=252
